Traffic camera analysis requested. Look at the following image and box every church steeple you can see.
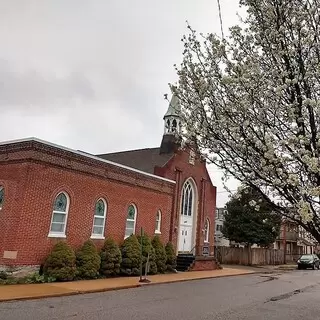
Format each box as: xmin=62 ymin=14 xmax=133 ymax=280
xmin=160 ymin=94 xmax=183 ymax=154
xmin=163 ymin=94 xmax=182 ymax=135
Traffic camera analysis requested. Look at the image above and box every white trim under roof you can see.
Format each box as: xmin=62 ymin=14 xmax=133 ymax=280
xmin=0 ymin=137 xmax=176 ymax=184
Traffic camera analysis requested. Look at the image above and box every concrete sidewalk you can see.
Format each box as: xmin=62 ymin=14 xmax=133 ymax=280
xmin=0 ymin=268 xmax=256 ymax=302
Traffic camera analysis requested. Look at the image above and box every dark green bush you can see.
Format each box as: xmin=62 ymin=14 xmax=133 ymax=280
xmin=137 ymin=233 xmax=157 ymax=275
xmin=43 ymin=241 xmax=76 ymax=281
xmin=165 ymin=242 xmax=177 ymax=272
xmin=120 ymin=235 xmax=141 ymax=276
xmin=100 ymin=238 xmax=122 ymax=277
xmin=75 ymin=240 xmax=101 ymax=279
xmin=0 ymin=271 xmax=8 ymax=280
xmin=151 ymin=236 xmax=167 ymax=273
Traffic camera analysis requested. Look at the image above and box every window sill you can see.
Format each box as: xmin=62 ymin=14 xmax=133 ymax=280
xmin=154 ymin=230 xmax=162 ymax=235
xmin=48 ymin=233 xmax=66 ymax=238
xmin=90 ymin=235 xmax=105 ymax=240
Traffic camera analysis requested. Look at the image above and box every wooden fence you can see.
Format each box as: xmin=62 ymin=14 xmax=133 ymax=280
xmin=216 ymin=246 xmax=285 ymax=266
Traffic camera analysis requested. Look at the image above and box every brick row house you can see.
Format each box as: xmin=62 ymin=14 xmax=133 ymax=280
xmin=0 ymin=96 xmax=217 ymax=270
xmin=275 ymin=219 xmax=319 ymax=261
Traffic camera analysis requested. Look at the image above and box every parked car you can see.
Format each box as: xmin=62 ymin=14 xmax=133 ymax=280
xmin=297 ymin=254 xmax=320 ymax=270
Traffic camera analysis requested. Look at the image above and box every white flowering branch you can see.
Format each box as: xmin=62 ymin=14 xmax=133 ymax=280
xmin=171 ymin=0 xmax=320 ymax=242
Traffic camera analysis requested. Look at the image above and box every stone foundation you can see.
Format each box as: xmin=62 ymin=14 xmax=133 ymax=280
xmin=189 ymin=256 xmax=220 ymax=271
xmin=0 ymin=265 xmax=39 ymax=276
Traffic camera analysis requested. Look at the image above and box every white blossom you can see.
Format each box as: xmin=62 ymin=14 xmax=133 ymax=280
xmin=249 ymin=200 xmax=257 ymax=207
xmin=171 ymin=0 xmax=320 ymax=241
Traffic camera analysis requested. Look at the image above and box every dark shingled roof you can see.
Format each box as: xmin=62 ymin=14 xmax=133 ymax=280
xmin=96 ymin=147 xmax=174 ymax=174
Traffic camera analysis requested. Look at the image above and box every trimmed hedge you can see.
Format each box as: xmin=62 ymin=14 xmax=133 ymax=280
xmin=43 ymin=241 xmax=76 ymax=281
xmin=120 ymin=235 xmax=141 ymax=276
xmin=38 ymin=235 xmax=178 ymax=283
xmin=137 ymin=233 xmax=157 ymax=275
xmin=76 ymin=240 xmax=101 ymax=279
xmin=165 ymin=242 xmax=177 ymax=272
xmin=100 ymin=238 xmax=122 ymax=277
xmin=152 ymin=236 xmax=167 ymax=273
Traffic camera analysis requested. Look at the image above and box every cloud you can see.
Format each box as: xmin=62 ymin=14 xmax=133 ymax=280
xmin=0 ymin=0 xmax=244 ymax=205
xmin=0 ymin=59 xmax=95 ymax=111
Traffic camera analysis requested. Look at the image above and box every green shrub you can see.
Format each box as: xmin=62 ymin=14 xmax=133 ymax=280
xmin=151 ymin=236 xmax=167 ymax=273
xmin=120 ymin=235 xmax=141 ymax=276
xmin=0 ymin=271 xmax=8 ymax=280
xmin=0 ymin=272 xmax=57 ymax=285
xmin=75 ymin=240 xmax=101 ymax=279
xmin=137 ymin=233 xmax=157 ymax=275
xmin=43 ymin=241 xmax=76 ymax=281
xmin=100 ymin=238 xmax=122 ymax=277
xmin=165 ymin=242 xmax=177 ymax=272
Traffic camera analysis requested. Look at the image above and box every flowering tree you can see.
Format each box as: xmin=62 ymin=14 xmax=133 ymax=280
xmin=170 ymin=0 xmax=320 ymax=241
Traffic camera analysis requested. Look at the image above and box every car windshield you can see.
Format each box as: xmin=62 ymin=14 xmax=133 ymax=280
xmin=300 ymin=255 xmax=313 ymax=260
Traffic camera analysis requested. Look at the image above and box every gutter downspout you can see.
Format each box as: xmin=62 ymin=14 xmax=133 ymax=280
xmin=169 ymin=168 xmax=181 ymax=245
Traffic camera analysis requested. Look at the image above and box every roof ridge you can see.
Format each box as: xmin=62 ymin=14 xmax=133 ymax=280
xmin=97 ymin=146 xmax=160 ymax=156
xmin=0 ymin=137 xmax=175 ymax=184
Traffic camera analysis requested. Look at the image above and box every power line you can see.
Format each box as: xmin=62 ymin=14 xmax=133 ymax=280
xmin=217 ymin=0 xmax=224 ymax=39
xmin=217 ymin=190 xmax=237 ymax=194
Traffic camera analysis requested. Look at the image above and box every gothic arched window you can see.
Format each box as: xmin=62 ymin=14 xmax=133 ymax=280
xmin=155 ymin=210 xmax=161 ymax=233
xmin=181 ymin=181 xmax=194 ymax=217
xmin=49 ymin=192 xmax=70 ymax=237
xmin=204 ymin=218 xmax=210 ymax=243
xmin=91 ymin=198 xmax=107 ymax=238
xmin=125 ymin=204 xmax=137 ymax=239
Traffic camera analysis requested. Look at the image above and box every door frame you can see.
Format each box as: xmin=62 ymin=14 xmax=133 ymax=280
xmin=177 ymin=178 xmax=198 ymax=253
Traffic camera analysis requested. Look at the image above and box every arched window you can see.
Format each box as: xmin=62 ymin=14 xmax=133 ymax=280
xmin=91 ymin=198 xmax=107 ymax=239
xmin=181 ymin=181 xmax=193 ymax=216
xmin=172 ymin=119 xmax=177 ymax=132
xmin=49 ymin=192 xmax=70 ymax=237
xmin=0 ymin=186 xmax=4 ymax=210
xmin=166 ymin=119 xmax=171 ymax=133
xmin=204 ymin=218 xmax=210 ymax=243
xmin=125 ymin=204 xmax=137 ymax=239
xmin=155 ymin=210 xmax=161 ymax=234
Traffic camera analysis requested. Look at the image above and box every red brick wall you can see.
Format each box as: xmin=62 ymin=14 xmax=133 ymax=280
xmin=190 ymin=257 xmax=219 ymax=271
xmin=0 ymin=140 xmax=217 ymax=267
xmin=155 ymin=146 xmax=217 ymax=253
xmin=0 ymin=145 xmax=174 ymax=266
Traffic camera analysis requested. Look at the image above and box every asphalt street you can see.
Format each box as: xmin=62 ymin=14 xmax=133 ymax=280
xmin=1 ymin=270 xmax=320 ymax=320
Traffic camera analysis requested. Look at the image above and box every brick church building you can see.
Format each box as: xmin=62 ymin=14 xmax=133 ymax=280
xmin=0 ymin=96 xmax=217 ymax=269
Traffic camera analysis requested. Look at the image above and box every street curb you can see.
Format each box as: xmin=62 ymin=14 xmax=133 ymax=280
xmin=139 ymin=271 xmax=259 ymax=287
xmin=0 ymin=285 xmax=141 ymax=303
xmin=0 ymin=271 xmax=258 ymax=303
xmin=0 ymin=291 xmax=78 ymax=303
xmin=77 ymin=284 xmax=141 ymax=295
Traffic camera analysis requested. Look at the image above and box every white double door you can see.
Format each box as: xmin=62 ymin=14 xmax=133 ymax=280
xmin=178 ymin=216 xmax=193 ymax=252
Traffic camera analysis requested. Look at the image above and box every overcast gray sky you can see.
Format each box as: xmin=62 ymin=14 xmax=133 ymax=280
xmin=0 ymin=0 xmax=244 ymax=206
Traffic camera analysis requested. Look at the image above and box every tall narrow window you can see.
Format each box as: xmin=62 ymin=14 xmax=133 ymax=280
xmin=204 ymin=218 xmax=210 ymax=243
xmin=49 ymin=192 xmax=69 ymax=237
xmin=155 ymin=210 xmax=161 ymax=234
xmin=125 ymin=204 xmax=137 ymax=239
xmin=91 ymin=199 xmax=107 ymax=239
xmin=181 ymin=181 xmax=193 ymax=216
xmin=172 ymin=119 xmax=177 ymax=132
xmin=0 ymin=186 xmax=4 ymax=210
